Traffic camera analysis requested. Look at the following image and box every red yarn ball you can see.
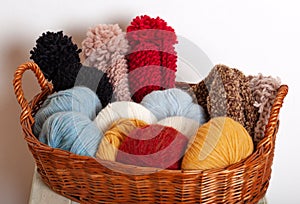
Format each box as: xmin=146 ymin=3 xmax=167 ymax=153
xmin=116 ymin=124 xmax=189 ymax=170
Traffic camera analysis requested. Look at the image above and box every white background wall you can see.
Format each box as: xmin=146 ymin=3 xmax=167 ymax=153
xmin=0 ymin=0 xmax=298 ymax=203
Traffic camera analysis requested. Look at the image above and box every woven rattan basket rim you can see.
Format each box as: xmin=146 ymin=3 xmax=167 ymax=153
xmin=13 ymin=62 xmax=289 ymax=174
xmin=13 ymin=62 xmax=289 ymax=203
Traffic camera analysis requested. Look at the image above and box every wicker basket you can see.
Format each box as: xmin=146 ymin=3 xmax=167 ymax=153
xmin=13 ymin=62 xmax=288 ymax=204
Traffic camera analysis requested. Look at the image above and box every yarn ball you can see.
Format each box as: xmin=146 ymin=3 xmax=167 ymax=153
xmin=30 ymin=31 xmax=81 ymax=84
xmin=82 ymin=24 xmax=131 ymax=101
xmin=141 ymin=88 xmax=207 ymax=124
xmin=94 ymin=101 xmax=157 ymax=135
xmin=30 ymin=31 xmax=113 ymax=106
xmin=116 ymin=124 xmax=189 ymax=170
xmin=96 ymin=116 xmax=199 ymax=162
xmin=96 ymin=118 xmax=148 ymax=161
xmin=248 ymin=74 xmax=281 ymax=143
xmin=39 ymin=112 xmax=102 ymax=157
xmin=127 ymin=15 xmax=177 ymax=102
xmin=182 ymin=117 xmax=254 ymax=170
xmin=157 ymin=116 xmax=199 ymax=139
xmin=33 ymin=86 xmax=101 ymax=137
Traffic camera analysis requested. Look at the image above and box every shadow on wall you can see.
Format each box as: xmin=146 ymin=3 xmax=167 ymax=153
xmin=0 ymin=29 xmax=84 ymax=203
xmin=0 ymin=38 xmax=38 ymax=204
xmin=0 ymin=16 xmax=131 ymax=203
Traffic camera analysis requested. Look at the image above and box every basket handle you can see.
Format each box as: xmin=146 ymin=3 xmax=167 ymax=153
xmin=257 ymin=85 xmax=288 ymax=149
xmin=13 ymin=62 xmax=53 ymax=124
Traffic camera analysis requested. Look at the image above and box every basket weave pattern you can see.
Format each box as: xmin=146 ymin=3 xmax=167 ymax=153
xmin=13 ymin=62 xmax=288 ymax=203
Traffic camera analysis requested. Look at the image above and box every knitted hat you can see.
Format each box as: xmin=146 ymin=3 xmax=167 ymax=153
xmin=82 ymin=24 xmax=131 ymax=101
xmin=126 ymin=15 xmax=177 ymax=102
xmin=30 ymin=31 xmax=113 ymax=107
xmin=191 ymin=64 xmax=258 ymax=137
xmin=248 ymin=74 xmax=281 ymax=143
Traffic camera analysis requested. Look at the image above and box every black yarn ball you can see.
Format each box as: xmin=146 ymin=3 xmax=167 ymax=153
xmin=30 ymin=31 xmax=82 ymax=81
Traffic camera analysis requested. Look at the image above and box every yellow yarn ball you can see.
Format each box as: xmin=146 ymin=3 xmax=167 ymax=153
xmin=182 ymin=117 xmax=254 ymax=170
xmin=96 ymin=118 xmax=147 ymax=161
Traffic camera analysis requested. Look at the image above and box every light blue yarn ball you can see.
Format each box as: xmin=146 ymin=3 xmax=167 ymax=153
xmin=141 ymin=88 xmax=207 ymax=125
xmin=33 ymin=86 xmax=102 ymax=137
xmin=39 ymin=112 xmax=102 ymax=156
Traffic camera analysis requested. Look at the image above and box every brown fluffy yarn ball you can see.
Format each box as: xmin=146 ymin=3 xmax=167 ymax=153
xmin=182 ymin=117 xmax=254 ymax=170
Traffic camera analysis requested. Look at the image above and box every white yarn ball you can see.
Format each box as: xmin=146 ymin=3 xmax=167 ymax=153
xmin=94 ymin=101 xmax=157 ymax=134
xmin=157 ymin=116 xmax=200 ymax=139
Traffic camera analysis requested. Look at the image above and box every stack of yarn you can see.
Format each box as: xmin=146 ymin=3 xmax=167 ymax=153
xmin=30 ymin=15 xmax=281 ymax=171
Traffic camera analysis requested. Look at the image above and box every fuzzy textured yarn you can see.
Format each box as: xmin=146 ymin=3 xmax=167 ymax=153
xmin=30 ymin=31 xmax=81 ymax=83
xmin=39 ymin=112 xmax=102 ymax=157
xmin=141 ymin=88 xmax=207 ymax=124
xmin=248 ymin=74 xmax=281 ymax=143
xmin=94 ymin=101 xmax=157 ymax=135
xmin=127 ymin=15 xmax=177 ymax=102
xmin=182 ymin=117 xmax=254 ymax=170
xmin=96 ymin=118 xmax=148 ymax=161
xmin=30 ymin=31 xmax=113 ymax=107
xmin=33 ymin=86 xmax=101 ymax=137
xmin=191 ymin=64 xmax=258 ymax=137
xmin=116 ymin=124 xmax=189 ymax=170
xmin=82 ymin=24 xmax=131 ymax=101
